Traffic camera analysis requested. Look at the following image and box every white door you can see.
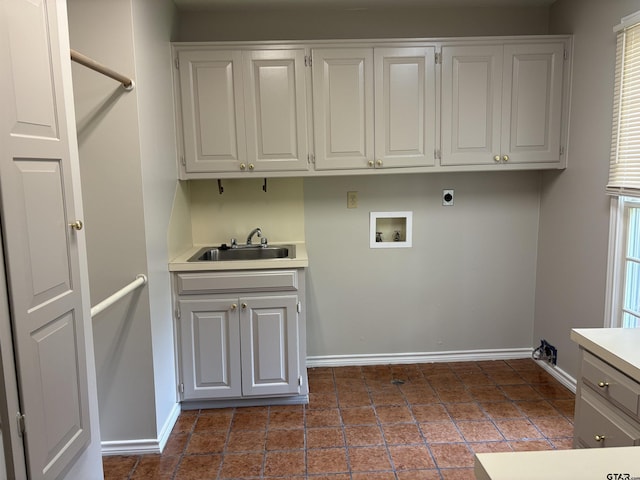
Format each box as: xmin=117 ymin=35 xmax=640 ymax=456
xmin=243 ymin=49 xmax=309 ymax=172
xmin=501 ymin=42 xmax=564 ymax=164
xmin=312 ymin=48 xmax=374 ymax=170
xmin=441 ymin=45 xmax=503 ymax=166
xmin=240 ymin=296 xmax=300 ymax=397
xmin=374 ymin=47 xmax=436 ymax=168
xmin=178 ymin=49 xmax=247 ymax=173
xmin=0 ymin=0 xmax=92 ymax=478
xmin=179 ymin=298 xmax=242 ymax=400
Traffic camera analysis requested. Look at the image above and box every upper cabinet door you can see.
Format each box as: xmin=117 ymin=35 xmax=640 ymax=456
xmin=501 ymin=43 xmax=565 ymax=164
xmin=243 ymin=49 xmax=309 ymax=172
xmin=312 ymin=48 xmax=374 ymax=170
xmin=374 ymin=47 xmax=436 ymax=168
xmin=441 ymin=45 xmax=503 ymax=166
xmin=178 ymin=50 xmax=246 ymax=173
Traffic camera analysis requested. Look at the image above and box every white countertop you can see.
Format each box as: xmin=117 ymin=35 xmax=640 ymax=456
xmin=475 ymin=446 xmax=640 ymax=480
xmin=474 ymin=327 xmax=640 ymax=479
xmin=169 ymin=241 xmax=309 ymax=272
xmin=570 ymin=327 xmax=640 ymax=381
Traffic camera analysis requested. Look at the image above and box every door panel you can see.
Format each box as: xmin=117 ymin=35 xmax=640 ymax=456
xmin=441 ymin=45 xmax=503 ymax=166
xmin=179 ymin=299 xmax=241 ymax=400
xmin=502 ymin=43 xmax=564 ymax=163
xmin=312 ymin=48 xmax=374 ymax=170
xmin=243 ymin=49 xmax=308 ymax=171
xmin=0 ymin=1 xmax=91 ymax=478
xmin=178 ymin=50 xmax=246 ymax=172
xmin=374 ymin=47 xmax=435 ymax=168
xmin=240 ymin=295 xmax=299 ymax=397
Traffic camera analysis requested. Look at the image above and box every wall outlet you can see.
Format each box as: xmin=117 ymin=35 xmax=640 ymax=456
xmin=347 ymin=191 xmax=358 ymax=209
xmin=535 ymin=339 xmax=557 ymax=366
xmin=442 ymin=189 xmax=454 ymax=206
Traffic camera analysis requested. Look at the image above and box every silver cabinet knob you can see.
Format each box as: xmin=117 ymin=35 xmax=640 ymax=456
xmin=231 ymin=303 xmax=237 ymax=311
xmin=241 ymin=303 xmax=247 ymax=309
xmin=502 ymin=155 xmax=509 ymax=162
xmin=248 ymin=163 xmax=255 ymax=171
xmin=240 ymin=163 xmax=246 ymax=170
xmin=368 ymin=160 xmax=374 ymax=167
xmin=493 ymin=155 xmax=501 ymax=162
xmin=69 ymin=220 xmax=83 ymax=230
xmin=594 ymin=434 xmax=606 ymax=442
xmin=376 ymin=159 xmax=383 ymax=167
xmin=597 ymin=381 xmax=610 ymax=388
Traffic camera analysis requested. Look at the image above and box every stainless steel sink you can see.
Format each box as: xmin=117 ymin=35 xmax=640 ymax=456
xmin=188 ymin=244 xmax=295 ymax=262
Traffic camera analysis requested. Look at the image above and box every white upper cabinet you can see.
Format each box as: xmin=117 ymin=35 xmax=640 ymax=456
xmin=176 ymin=48 xmax=309 ymax=175
xmin=243 ymin=50 xmax=309 ymax=172
xmin=173 ymin=36 xmax=571 ymax=177
xmin=375 ymin=47 xmax=436 ymax=169
xmin=312 ymin=48 xmax=375 ymax=170
xmin=312 ymin=46 xmax=436 ymax=170
xmin=441 ymin=41 xmax=568 ymax=168
xmin=178 ymin=50 xmax=247 ymax=173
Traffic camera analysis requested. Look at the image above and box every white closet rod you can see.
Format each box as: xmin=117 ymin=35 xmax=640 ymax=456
xmin=70 ymin=49 xmax=135 ymax=90
xmin=90 ymin=274 xmax=147 ymax=318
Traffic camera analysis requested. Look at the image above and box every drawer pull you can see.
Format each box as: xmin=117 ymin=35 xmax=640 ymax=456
xmin=597 ymin=381 xmax=610 ymax=388
xmin=594 ymin=434 xmax=606 ymax=442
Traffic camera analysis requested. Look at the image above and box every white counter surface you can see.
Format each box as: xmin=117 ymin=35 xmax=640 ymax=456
xmin=169 ymin=241 xmax=308 ymax=272
xmin=570 ymin=327 xmax=640 ymax=381
xmin=475 ymin=446 xmax=640 ymax=480
xmin=475 ymin=327 xmax=640 ymax=479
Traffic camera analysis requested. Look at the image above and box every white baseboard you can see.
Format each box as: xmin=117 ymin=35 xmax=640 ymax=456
xmin=101 ymin=402 xmax=181 ymax=456
xmin=306 ymin=347 xmax=533 ymax=368
xmin=535 ymin=360 xmax=577 ymax=393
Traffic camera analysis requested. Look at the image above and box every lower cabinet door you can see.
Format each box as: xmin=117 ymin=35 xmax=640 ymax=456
xmin=240 ymin=295 xmax=301 ymax=397
xmin=179 ymin=298 xmax=242 ymax=400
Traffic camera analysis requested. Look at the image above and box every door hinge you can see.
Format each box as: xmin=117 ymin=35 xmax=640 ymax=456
xmin=435 ymin=52 xmax=442 ymax=64
xmin=297 ymin=301 xmax=302 ymax=313
xmin=560 ymin=146 xmax=565 ymax=156
xmin=180 ymin=155 xmax=186 ymax=166
xmin=174 ymin=56 xmax=180 ymax=70
xmin=16 ymin=412 xmax=25 ymax=436
xmin=179 ymin=383 xmax=184 ymax=394
xmin=305 ymin=55 xmax=312 ymax=67
xmin=298 ymin=376 xmax=302 ymax=387
xmin=563 ymin=49 xmax=568 ymax=61
xmin=434 ymin=149 xmax=441 ymax=160
xmin=307 ymin=153 xmax=315 ymax=165
xmin=175 ymin=305 xmax=181 ymax=319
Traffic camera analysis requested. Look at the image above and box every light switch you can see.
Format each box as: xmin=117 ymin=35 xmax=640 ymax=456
xmin=347 ymin=191 xmax=358 ymax=209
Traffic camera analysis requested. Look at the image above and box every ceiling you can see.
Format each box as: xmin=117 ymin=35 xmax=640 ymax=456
xmin=174 ymin=0 xmax=557 ymax=11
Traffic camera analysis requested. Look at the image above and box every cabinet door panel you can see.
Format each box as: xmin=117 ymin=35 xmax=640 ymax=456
xmin=178 ymin=50 xmax=246 ymax=172
xmin=312 ymin=48 xmax=374 ymax=170
xmin=243 ymin=49 xmax=308 ymax=171
xmin=441 ymin=45 xmax=503 ymax=166
xmin=179 ymin=299 xmax=241 ymax=399
xmin=502 ymin=43 xmax=564 ymax=163
xmin=240 ymin=295 xmax=299 ymax=397
xmin=375 ymin=47 xmax=435 ymax=168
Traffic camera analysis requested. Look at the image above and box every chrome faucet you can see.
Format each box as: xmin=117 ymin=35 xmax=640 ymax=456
xmin=246 ymin=227 xmax=263 ymax=245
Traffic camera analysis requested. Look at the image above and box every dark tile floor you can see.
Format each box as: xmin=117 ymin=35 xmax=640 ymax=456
xmin=103 ymin=359 xmax=575 ymax=480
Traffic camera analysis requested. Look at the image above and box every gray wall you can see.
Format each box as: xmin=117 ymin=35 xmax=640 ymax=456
xmin=304 ymin=172 xmax=541 ymax=358
xmin=535 ymin=0 xmax=640 ymax=380
xmin=176 ymin=6 xmax=549 ymax=41
xmin=68 ymin=0 xmax=178 ymax=445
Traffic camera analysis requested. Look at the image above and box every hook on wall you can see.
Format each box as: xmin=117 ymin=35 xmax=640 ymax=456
xmin=217 ymin=179 xmax=224 ymax=195
xmin=263 ymin=178 xmax=268 ymax=193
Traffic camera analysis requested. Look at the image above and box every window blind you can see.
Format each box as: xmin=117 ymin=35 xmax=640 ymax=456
xmin=608 ymin=13 xmax=640 ymax=197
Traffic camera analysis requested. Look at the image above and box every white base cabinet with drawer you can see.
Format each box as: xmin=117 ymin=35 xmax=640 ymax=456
xmin=574 ymin=349 xmax=640 ymax=448
xmin=173 ymin=269 xmax=308 ymax=408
